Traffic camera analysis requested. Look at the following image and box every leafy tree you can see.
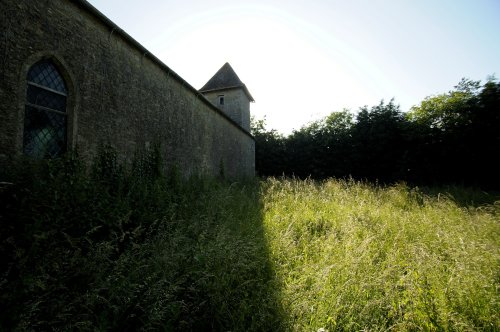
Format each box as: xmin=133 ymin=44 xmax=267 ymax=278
xmin=408 ymin=78 xmax=480 ymax=130
xmin=407 ymin=77 xmax=500 ymax=187
xmin=251 ymin=116 xmax=287 ymax=177
xmin=468 ymin=78 xmax=500 ymax=187
xmin=320 ymin=110 xmax=354 ymax=178
xmin=251 ymin=78 xmax=500 ymax=188
xmin=351 ymin=99 xmax=408 ymax=182
xmin=287 ymin=119 xmax=326 ymax=178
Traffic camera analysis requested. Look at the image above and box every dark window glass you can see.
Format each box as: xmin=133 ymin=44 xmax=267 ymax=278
xmin=219 ymin=96 xmax=224 ymax=105
xmin=23 ymin=60 xmax=67 ymax=158
xmin=26 ymin=84 xmax=66 ymax=112
xmin=23 ymin=106 xmax=67 ymax=158
xmin=27 ymin=60 xmax=67 ymax=93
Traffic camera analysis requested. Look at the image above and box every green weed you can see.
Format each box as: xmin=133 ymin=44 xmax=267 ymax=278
xmin=262 ymin=177 xmax=499 ymax=331
xmin=1 ymin=154 xmax=498 ymax=330
xmin=0 ymin=149 xmax=284 ymax=331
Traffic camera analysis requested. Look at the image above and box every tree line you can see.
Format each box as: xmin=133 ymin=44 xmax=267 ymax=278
xmin=252 ymin=78 xmax=500 ymax=188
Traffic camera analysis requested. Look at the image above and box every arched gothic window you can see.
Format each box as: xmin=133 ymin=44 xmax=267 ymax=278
xmin=23 ymin=59 xmax=68 ymax=158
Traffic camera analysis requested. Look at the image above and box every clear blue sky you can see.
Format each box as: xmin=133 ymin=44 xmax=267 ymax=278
xmin=88 ymin=0 xmax=500 ymax=134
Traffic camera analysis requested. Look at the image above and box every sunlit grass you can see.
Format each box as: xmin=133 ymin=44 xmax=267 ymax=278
xmin=1 ymin=154 xmax=498 ymax=330
xmin=261 ymin=178 xmax=499 ymax=331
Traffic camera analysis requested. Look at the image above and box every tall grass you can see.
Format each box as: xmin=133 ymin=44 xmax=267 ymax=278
xmin=262 ymin=178 xmax=499 ymax=331
xmin=0 ymin=149 xmax=284 ymax=330
xmin=1 ymin=151 xmax=498 ymax=330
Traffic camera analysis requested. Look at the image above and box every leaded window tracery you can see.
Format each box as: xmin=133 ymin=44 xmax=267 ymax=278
xmin=23 ymin=60 xmax=68 ymax=158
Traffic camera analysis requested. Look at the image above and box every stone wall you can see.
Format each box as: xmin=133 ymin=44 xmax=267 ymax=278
xmin=203 ymin=89 xmax=251 ymax=132
xmin=0 ymin=0 xmax=254 ymax=178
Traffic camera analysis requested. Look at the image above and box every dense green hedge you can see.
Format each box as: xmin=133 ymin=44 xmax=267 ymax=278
xmin=253 ymin=79 xmax=500 ymax=188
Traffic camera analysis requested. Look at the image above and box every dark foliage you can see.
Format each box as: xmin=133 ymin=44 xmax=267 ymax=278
xmin=0 ymin=147 xmax=284 ymax=330
xmin=252 ymin=79 xmax=500 ymax=188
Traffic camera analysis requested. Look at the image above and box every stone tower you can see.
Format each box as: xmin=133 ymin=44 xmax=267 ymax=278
xmin=200 ymin=63 xmax=254 ymax=132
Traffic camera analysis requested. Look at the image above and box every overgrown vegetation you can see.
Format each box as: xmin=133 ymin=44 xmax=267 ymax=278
xmin=262 ymin=178 xmax=499 ymax=330
xmin=1 ymin=78 xmax=499 ymax=330
xmin=1 ymin=149 xmax=498 ymax=330
xmin=0 ymin=149 xmax=284 ymax=331
xmin=252 ymin=78 xmax=500 ymax=188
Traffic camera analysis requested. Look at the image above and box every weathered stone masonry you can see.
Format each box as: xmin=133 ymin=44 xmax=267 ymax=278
xmin=0 ymin=0 xmax=255 ymax=178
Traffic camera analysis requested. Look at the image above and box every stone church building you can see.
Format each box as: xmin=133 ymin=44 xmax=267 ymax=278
xmin=0 ymin=0 xmax=255 ymax=178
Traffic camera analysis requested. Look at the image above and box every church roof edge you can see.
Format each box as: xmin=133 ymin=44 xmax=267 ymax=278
xmin=69 ymin=1 xmax=254 ymax=138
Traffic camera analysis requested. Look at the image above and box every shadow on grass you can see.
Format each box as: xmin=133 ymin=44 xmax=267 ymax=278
xmin=417 ymin=185 xmax=500 ymax=209
xmin=0 ymin=153 xmax=288 ymax=330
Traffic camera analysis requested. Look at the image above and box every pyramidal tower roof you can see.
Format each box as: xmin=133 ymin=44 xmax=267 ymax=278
xmin=200 ymin=62 xmax=254 ymax=102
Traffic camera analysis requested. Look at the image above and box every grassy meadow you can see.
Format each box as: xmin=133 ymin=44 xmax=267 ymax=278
xmin=262 ymin=178 xmax=499 ymax=331
xmin=0 ymin=152 xmax=498 ymax=330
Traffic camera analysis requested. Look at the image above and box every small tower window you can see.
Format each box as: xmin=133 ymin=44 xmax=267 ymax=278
xmin=218 ymin=95 xmax=224 ymax=105
xmin=23 ymin=59 xmax=68 ymax=158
